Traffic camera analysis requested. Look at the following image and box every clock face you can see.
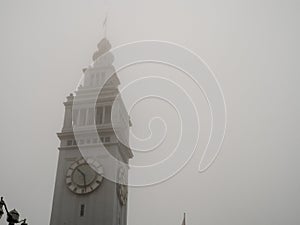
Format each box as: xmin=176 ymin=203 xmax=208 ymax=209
xmin=66 ymin=158 xmax=103 ymax=195
xmin=117 ymin=167 xmax=128 ymax=205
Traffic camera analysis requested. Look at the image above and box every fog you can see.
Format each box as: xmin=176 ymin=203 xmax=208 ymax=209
xmin=0 ymin=0 xmax=299 ymax=225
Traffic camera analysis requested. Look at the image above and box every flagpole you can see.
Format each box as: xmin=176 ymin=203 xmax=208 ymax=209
xmin=103 ymin=0 xmax=109 ymax=38
xmin=103 ymin=13 xmax=108 ymax=38
xmin=182 ymin=212 xmax=186 ymax=225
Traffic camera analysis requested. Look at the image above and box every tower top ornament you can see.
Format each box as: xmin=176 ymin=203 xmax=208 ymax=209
xmin=92 ymin=38 xmax=112 ymax=61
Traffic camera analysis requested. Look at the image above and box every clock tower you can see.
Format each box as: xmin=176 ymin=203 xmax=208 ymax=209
xmin=50 ymin=38 xmax=133 ymax=225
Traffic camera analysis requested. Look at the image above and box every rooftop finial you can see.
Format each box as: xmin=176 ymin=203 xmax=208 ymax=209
xmin=92 ymin=13 xmax=111 ymax=61
xmin=103 ymin=13 xmax=108 ymax=38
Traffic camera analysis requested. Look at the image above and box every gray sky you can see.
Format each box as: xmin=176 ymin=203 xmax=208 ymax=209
xmin=0 ymin=0 xmax=299 ymax=225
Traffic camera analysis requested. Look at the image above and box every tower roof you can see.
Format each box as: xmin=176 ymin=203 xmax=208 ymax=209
xmin=92 ymin=38 xmax=112 ymax=61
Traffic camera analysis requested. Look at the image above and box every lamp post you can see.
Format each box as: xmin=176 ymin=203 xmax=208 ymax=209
xmin=0 ymin=198 xmax=4 ymax=219
xmin=0 ymin=197 xmax=28 ymax=225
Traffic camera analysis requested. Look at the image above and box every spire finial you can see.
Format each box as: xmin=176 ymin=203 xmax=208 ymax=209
xmin=103 ymin=12 xmax=108 ymax=38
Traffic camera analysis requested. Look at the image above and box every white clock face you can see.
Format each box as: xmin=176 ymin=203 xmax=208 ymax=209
xmin=66 ymin=158 xmax=103 ymax=195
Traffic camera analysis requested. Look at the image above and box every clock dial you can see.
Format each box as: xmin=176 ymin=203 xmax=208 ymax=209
xmin=66 ymin=158 xmax=103 ymax=195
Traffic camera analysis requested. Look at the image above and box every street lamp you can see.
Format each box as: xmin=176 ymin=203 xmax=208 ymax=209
xmin=7 ymin=209 xmax=19 ymax=225
xmin=0 ymin=197 xmax=28 ymax=225
xmin=0 ymin=198 xmax=4 ymax=219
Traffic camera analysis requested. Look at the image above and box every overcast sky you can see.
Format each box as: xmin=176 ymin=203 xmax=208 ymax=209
xmin=0 ymin=0 xmax=299 ymax=225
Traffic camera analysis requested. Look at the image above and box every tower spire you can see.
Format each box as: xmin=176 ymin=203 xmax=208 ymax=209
xmin=92 ymin=37 xmax=112 ymax=61
xmin=103 ymin=12 xmax=108 ymax=38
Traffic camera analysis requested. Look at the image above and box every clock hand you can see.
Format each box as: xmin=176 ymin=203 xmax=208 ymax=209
xmin=77 ymin=168 xmax=85 ymax=177
xmin=77 ymin=168 xmax=86 ymax=187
